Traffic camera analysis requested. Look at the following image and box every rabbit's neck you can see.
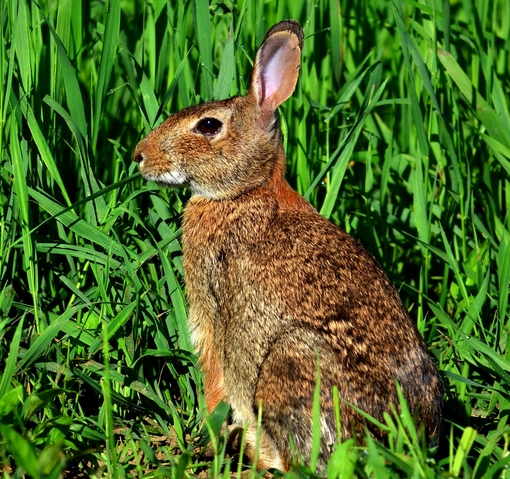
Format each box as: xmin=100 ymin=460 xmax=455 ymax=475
xmin=264 ymin=152 xmax=316 ymax=212
xmin=265 ymin=172 xmax=312 ymax=211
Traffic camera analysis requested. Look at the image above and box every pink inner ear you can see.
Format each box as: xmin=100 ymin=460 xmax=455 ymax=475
xmin=261 ymin=48 xmax=287 ymax=100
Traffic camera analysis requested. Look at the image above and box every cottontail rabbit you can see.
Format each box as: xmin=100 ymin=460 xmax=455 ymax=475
xmin=134 ymin=19 xmax=442 ymax=473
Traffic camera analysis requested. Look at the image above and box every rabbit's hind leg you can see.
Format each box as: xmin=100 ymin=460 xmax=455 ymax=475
xmin=252 ymin=328 xmax=339 ymax=471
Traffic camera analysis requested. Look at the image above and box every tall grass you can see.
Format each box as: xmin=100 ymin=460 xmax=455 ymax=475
xmin=1 ymin=0 xmax=509 ymax=477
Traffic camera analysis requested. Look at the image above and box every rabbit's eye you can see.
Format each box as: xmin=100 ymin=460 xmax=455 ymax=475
xmin=195 ymin=118 xmax=223 ymax=136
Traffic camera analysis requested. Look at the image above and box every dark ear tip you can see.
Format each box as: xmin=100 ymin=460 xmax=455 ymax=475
xmin=262 ymin=19 xmax=304 ymax=51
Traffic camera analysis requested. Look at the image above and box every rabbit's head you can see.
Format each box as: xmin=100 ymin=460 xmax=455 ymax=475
xmin=133 ymin=20 xmax=304 ymax=200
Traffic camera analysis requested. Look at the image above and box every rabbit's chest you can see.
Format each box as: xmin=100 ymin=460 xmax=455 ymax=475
xmin=182 ymin=204 xmax=283 ymax=362
xmin=183 ymin=232 xmax=254 ymax=319
xmin=182 ymin=199 xmax=270 ymax=309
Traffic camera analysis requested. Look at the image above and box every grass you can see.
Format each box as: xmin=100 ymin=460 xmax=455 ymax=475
xmin=1 ymin=0 xmax=510 ymax=477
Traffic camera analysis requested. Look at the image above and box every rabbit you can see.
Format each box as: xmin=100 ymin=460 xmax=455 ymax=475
xmin=133 ymin=19 xmax=443 ymax=473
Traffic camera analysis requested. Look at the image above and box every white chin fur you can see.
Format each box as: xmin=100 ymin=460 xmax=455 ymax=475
xmin=143 ymin=170 xmax=187 ymax=186
xmin=141 ymin=170 xmax=221 ymax=199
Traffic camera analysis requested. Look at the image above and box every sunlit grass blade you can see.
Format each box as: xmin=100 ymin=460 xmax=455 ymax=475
xmin=450 ymin=427 xmax=477 ymax=477
xmin=213 ymin=23 xmax=235 ymax=100
xmin=193 ymin=0 xmax=214 ymax=99
xmin=12 ymin=0 xmax=31 ymax=94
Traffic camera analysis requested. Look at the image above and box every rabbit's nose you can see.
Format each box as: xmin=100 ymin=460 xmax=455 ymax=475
xmin=133 ymin=142 xmax=145 ymax=163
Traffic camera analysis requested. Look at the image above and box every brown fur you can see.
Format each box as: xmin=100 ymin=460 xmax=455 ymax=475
xmin=134 ymin=19 xmax=442 ymax=473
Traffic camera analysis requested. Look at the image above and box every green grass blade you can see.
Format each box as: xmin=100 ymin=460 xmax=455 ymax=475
xmin=413 ymin=151 xmax=430 ymax=245
xmin=328 ymin=0 xmax=342 ymax=85
xmin=10 ymin=118 xmax=40 ymax=329
xmin=0 ymin=316 xmax=24 ymax=398
xmin=497 ymin=233 xmax=510 ymax=324
xmin=193 ymin=0 xmax=214 ymax=99
xmin=19 ymin=96 xmax=72 ymax=206
xmin=140 ymin=73 xmax=160 ymax=127
xmin=92 ymin=0 xmax=121 ymax=151
xmin=13 ymin=0 xmax=31 ymax=94
xmin=213 ymin=24 xmax=235 ymax=100
xmin=451 ymin=427 xmax=477 ymax=476
xmin=44 ymin=16 xmax=87 ymax=139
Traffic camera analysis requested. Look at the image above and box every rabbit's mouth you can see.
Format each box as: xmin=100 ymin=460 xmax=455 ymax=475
xmin=139 ymin=166 xmax=221 ymax=199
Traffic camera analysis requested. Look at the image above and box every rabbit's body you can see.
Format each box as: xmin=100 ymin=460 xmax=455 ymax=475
xmin=134 ymin=20 xmax=442 ymax=472
xmin=182 ymin=158 xmax=441 ymax=469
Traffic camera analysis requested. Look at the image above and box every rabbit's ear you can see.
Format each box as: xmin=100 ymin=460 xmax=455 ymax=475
xmin=248 ymin=20 xmax=303 ymax=119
